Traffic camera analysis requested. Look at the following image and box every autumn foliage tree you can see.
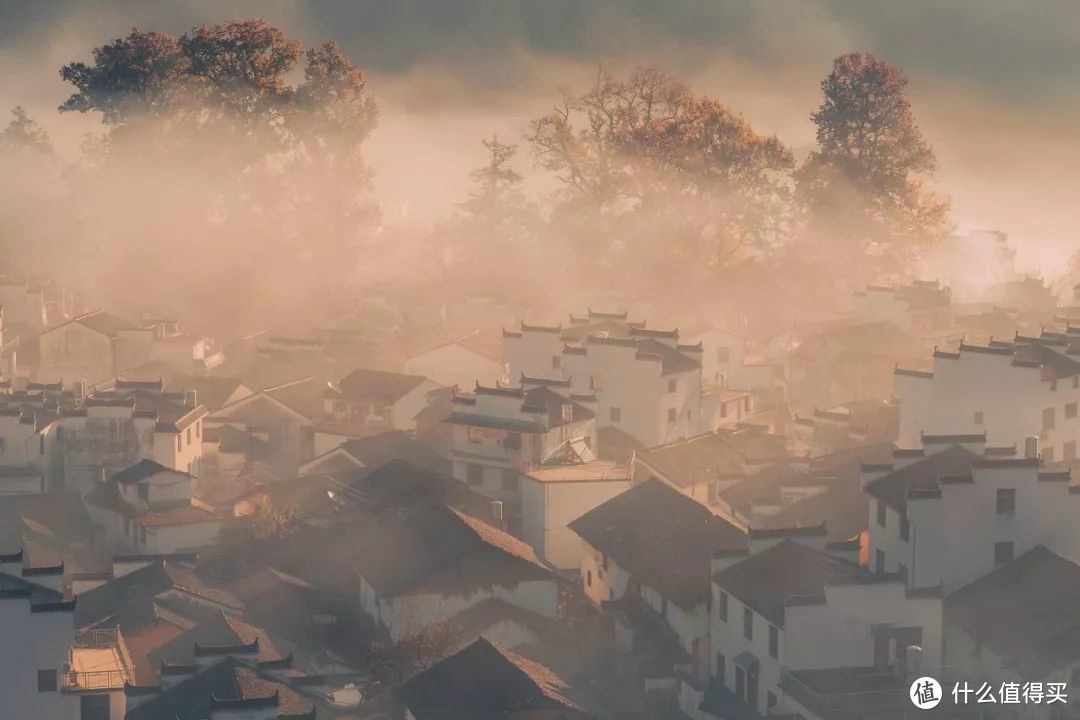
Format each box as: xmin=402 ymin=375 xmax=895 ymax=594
xmin=797 ymin=51 xmax=950 ymax=284
xmin=56 ymin=20 xmax=378 ymax=332
xmin=528 ymin=67 xmax=793 ymax=289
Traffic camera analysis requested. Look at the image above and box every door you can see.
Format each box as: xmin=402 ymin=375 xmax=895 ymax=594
xmin=735 ymin=666 xmax=745 ymax=700
xmin=747 ymin=667 xmax=759 ymax=711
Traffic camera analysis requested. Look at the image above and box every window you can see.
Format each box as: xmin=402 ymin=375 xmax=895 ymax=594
xmin=176 ymin=434 xmax=182 ymax=452
xmin=467 ymin=427 xmax=483 ymax=444
xmin=586 ymin=570 xmax=592 ymax=587
xmin=994 ymin=541 xmax=1014 ymax=565
xmin=973 ymin=411 xmax=984 ymax=426
xmin=716 ymin=347 xmax=731 ymax=362
xmin=875 ymin=549 xmax=885 ymax=573
xmin=610 ymin=406 xmax=621 ymax=423
xmin=898 ymin=562 xmax=908 ymax=580
xmin=767 ymin=692 xmax=777 ymax=711
xmin=590 ymin=375 xmax=601 ymax=391
xmin=139 ymin=526 xmax=147 ymax=545
xmin=37 ymin=669 xmax=57 ymax=692
xmin=1067 ymin=403 xmax=1078 ymax=419
xmin=716 ymin=652 xmax=726 ymax=682
xmin=668 ymin=379 xmax=677 ymax=393
xmin=501 ymin=468 xmax=519 ymax=492
xmin=1045 ymin=446 xmax=1055 ymax=463
xmin=81 ymin=694 xmax=110 ymax=720
xmin=1065 ymin=441 xmax=1077 ymax=462
xmin=137 ymin=483 xmax=149 ymax=502
xmin=768 ymin=625 xmax=779 ymax=658
xmin=667 ymin=408 xmax=677 ymax=423
xmin=552 ymin=355 xmax=561 ymax=370
xmin=876 ymin=499 xmax=886 ymax=528
xmin=466 ymin=463 xmax=483 ymax=486
xmin=720 ymin=402 xmax=728 ymax=418
xmin=996 ymin=488 xmax=1016 ymax=515
xmin=503 ymin=432 xmax=521 ymax=450
xmin=602 ymin=554 xmax=609 ymax=571
xmin=899 ymin=516 xmax=909 ymax=541
xmin=744 ymin=397 xmax=751 ymax=411
xmin=1043 ymin=407 xmax=1056 ymax=430
xmin=195 ymin=421 xmax=201 ymax=439
xmin=743 ymin=607 xmax=753 ymax=640
xmin=609 ymin=588 xmax=615 ymax=601
xmin=718 ymin=590 xmax=728 ymax=622
xmin=1052 ymin=380 xmax=1059 ymax=392
xmin=186 ymin=427 xmax=192 ymax=444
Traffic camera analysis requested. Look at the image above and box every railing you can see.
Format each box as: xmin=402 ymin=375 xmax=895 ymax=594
xmin=64 ymin=669 xmax=127 ymax=691
xmin=74 ymin=628 xmax=118 ymax=648
xmin=781 ymin=670 xmax=908 ymax=716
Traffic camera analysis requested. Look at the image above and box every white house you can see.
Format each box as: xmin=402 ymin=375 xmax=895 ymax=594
xmin=685 ymin=536 xmax=942 ymax=720
xmin=894 ymin=331 xmax=1080 ymax=461
xmin=943 ymin=545 xmax=1080 ymax=719
xmin=851 ymin=280 xmax=954 ymax=339
xmin=57 ymin=383 xmax=207 ymax=496
xmin=353 ymin=504 xmax=559 ymax=642
xmin=445 ymin=378 xmax=597 ymax=514
xmin=36 ymin=310 xmax=155 ymax=384
xmin=520 ymin=459 xmax=631 ymax=570
xmin=504 ymin=311 xmax=705 ymax=449
xmin=403 ymin=328 xmax=507 ymax=389
xmin=569 ymin=479 xmax=746 ymax=677
xmin=324 ymin=368 xmax=442 ymax=432
xmin=682 ymin=324 xmax=779 ymax=391
xmin=0 ymin=551 xmax=133 ymax=720
xmin=863 ymin=433 xmax=1080 ymax=595
xmin=84 ymin=459 xmax=224 ymax=554
xmin=631 ymin=432 xmax=747 ymax=506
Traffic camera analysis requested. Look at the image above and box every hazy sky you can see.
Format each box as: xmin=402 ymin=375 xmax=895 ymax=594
xmin=1 ymin=1 xmax=1077 ymax=269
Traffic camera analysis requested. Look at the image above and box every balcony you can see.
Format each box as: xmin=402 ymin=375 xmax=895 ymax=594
xmin=64 ymin=628 xmax=132 ymax=692
xmin=780 ymin=667 xmax=908 ymax=718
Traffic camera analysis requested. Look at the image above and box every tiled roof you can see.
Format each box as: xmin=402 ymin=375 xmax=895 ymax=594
xmin=111 ymin=459 xmax=188 ymax=485
xmin=334 ymin=368 xmax=431 ymax=404
xmin=70 ymin=310 xmax=140 ymax=338
xmin=569 ymin=479 xmax=745 ymax=609
xmin=400 ymin=637 xmax=607 ymax=720
xmin=166 ymin=375 xmax=250 ymax=412
xmin=148 ymin=610 xmax=291 ymax=668
xmin=945 ymin=545 xmax=1080 ymax=680
xmin=713 ymin=540 xmax=869 ymax=626
xmin=76 ymin=561 xmax=242 ymax=629
xmin=635 ymin=432 xmax=745 ymax=489
xmin=863 ymin=445 xmax=980 ymax=512
xmin=351 ymin=504 xmax=551 ymax=598
xmin=125 ymin=657 xmax=313 ymax=720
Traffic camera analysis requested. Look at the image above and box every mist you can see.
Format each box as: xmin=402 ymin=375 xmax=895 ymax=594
xmin=0 ymin=0 xmax=1076 ymax=339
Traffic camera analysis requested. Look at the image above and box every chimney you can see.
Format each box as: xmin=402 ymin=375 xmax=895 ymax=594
xmin=73 ymin=379 xmax=86 ymax=401
xmin=184 ymin=389 xmax=197 ymax=408
xmin=1024 ymin=435 xmax=1039 ymax=460
xmin=490 ymin=500 xmax=505 ymax=530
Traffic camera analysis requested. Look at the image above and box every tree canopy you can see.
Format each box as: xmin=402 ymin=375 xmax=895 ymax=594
xmin=797 ymin=51 xmax=950 ymax=284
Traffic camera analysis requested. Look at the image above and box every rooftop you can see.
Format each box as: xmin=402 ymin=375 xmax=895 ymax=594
xmin=713 ymin=540 xmax=871 ymax=627
xmin=400 ymin=637 xmax=607 ymax=720
xmin=569 ymin=479 xmax=745 ymax=609
xmin=945 ymin=545 xmax=1080 ymax=680
xmin=526 ymin=459 xmax=631 ymax=484
xmin=352 ymin=504 xmax=552 ymax=598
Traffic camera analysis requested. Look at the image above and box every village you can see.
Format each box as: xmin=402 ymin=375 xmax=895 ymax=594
xmin=0 ymin=225 xmax=1079 ymax=720
xmin=1 ymin=4 xmax=1079 ymax=719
